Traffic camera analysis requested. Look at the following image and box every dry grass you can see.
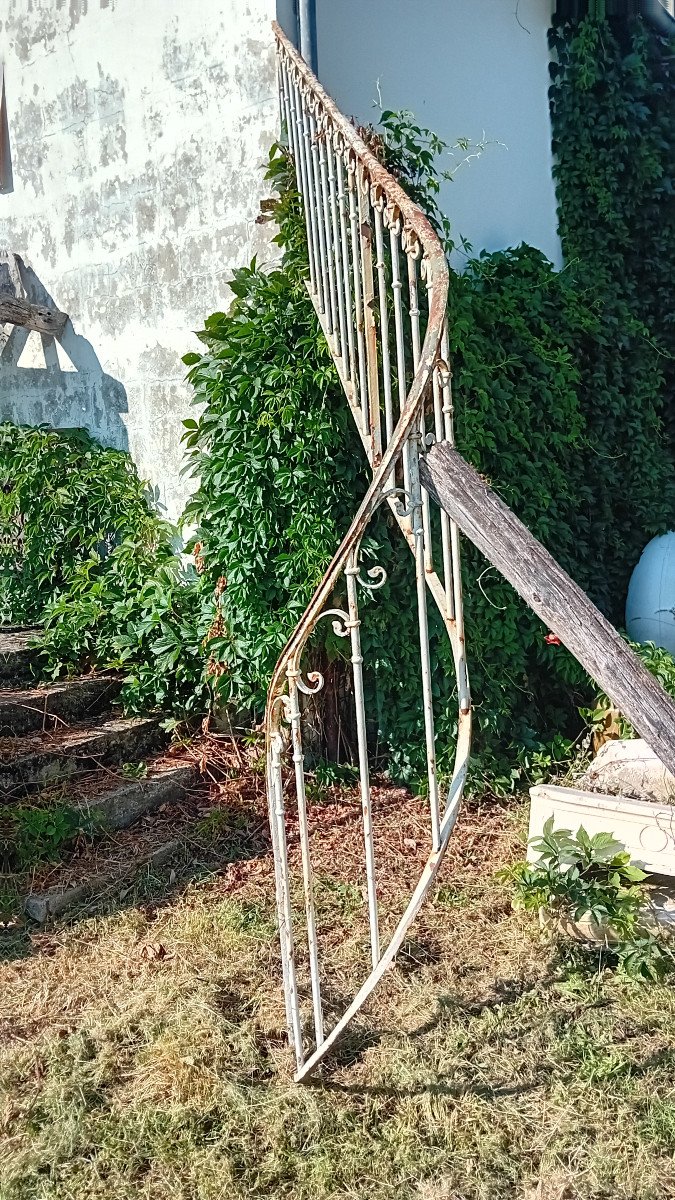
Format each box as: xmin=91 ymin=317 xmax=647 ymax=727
xmin=2 ymin=768 xmax=675 ymax=1200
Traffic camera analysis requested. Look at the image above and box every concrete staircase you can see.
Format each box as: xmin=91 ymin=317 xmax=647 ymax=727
xmin=2 ymin=628 xmax=202 ymax=923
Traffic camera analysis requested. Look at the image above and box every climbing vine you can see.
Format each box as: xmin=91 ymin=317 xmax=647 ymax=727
xmin=8 ymin=24 xmax=675 ymax=778
xmin=549 ymin=12 xmax=675 ymax=452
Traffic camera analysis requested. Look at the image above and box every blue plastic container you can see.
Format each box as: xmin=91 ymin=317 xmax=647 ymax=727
xmin=626 ymin=532 xmax=675 ymax=655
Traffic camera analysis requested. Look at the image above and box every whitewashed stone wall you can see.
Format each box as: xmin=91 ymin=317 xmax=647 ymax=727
xmin=0 ymin=0 xmax=279 ymax=520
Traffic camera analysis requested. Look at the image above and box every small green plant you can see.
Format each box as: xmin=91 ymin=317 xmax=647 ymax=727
xmin=501 ymin=819 xmax=674 ymax=980
xmin=312 ymin=760 xmax=360 ymax=788
xmin=314 ymin=876 xmax=363 ymax=920
xmin=121 ymin=762 xmax=148 ymax=779
xmin=11 ymin=804 xmax=87 ymax=870
xmin=504 ymin=819 xmax=647 ymax=935
xmin=616 ymin=936 xmax=675 ymax=984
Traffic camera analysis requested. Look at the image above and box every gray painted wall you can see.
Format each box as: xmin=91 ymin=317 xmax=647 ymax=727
xmin=313 ymin=0 xmax=561 ymax=269
xmin=0 ymin=0 xmax=280 ymax=521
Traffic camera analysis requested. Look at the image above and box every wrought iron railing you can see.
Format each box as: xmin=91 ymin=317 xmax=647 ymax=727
xmin=265 ymin=19 xmax=675 ymax=1086
xmin=266 ymin=22 xmax=472 ymax=1081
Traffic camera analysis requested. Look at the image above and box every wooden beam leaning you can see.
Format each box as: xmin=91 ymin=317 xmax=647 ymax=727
xmin=420 ymin=442 xmax=675 ymax=777
xmin=0 ymin=292 xmax=68 ymax=337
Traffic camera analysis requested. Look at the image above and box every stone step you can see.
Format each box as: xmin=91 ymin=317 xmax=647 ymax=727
xmin=24 ymin=839 xmax=181 ymax=923
xmin=0 ymin=675 xmax=121 ymax=736
xmin=0 ymin=627 xmax=41 ymax=682
xmin=1 ymin=715 xmax=166 ymax=797
xmin=75 ymin=763 xmax=196 ymax=831
xmin=21 ymin=769 xmax=209 ymax=922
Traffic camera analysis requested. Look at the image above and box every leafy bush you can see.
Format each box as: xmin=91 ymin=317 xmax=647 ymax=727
xmin=181 ymin=250 xmax=367 ymax=710
xmin=0 ymin=424 xmax=160 ymax=626
xmin=1 ymin=422 xmax=213 ymax=719
xmin=38 ymin=549 xmax=214 ymax=718
xmin=503 ymin=818 xmax=673 ymax=980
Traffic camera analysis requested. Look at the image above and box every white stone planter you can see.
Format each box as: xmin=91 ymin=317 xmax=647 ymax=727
xmin=528 ymin=784 xmax=675 ymax=879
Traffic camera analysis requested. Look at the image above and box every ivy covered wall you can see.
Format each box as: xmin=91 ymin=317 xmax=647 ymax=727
xmin=550 ymin=11 xmax=675 ymax=455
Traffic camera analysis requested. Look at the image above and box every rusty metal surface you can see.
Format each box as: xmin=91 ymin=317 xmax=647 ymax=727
xmin=266 ymin=21 xmax=472 ymax=1081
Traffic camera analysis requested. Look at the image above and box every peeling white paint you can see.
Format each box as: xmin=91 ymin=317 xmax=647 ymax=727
xmin=0 ymin=0 xmax=279 ymax=520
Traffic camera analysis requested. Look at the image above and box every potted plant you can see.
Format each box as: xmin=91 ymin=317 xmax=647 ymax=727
xmin=502 ymin=819 xmax=674 ymax=978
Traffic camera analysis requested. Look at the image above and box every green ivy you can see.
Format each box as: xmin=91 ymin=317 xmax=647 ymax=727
xmin=1 ymin=423 xmax=212 ymax=719
xmin=549 ymin=12 xmax=675 ymax=454
xmin=180 ymin=152 xmax=369 ymax=715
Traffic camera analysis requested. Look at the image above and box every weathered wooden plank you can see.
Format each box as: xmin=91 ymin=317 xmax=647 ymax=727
xmin=420 ymin=442 xmax=675 ymax=777
xmin=0 ymin=292 xmax=67 ymax=337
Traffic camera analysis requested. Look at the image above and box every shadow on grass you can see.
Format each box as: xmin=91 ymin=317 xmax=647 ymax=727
xmin=308 ymin=1069 xmax=542 ymax=1102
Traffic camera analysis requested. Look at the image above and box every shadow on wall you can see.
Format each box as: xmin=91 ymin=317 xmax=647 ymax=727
xmin=0 ymin=254 xmax=129 ymax=452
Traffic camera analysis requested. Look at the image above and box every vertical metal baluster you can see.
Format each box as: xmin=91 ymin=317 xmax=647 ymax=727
xmin=271 ymin=44 xmax=305 ymax=1065
xmin=308 ymin=107 xmax=331 ymax=329
xmin=347 ymin=156 xmax=369 ymax=445
xmin=269 ymin=724 xmax=304 ymax=1067
xmin=440 ymin=320 xmax=455 ymax=449
xmin=427 ymin=274 xmax=454 ymax=622
xmin=293 ymin=78 xmax=320 ymax=305
xmin=277 ymin=55 xmax=287 ymax=140
xmin=286 ymin=664 xmax=325 ymax=1045
xmin=318 ymin=120 xmax=339 ymax=353
xmin=429 ymin=352 xmax=451 ymax=619
xmin=408 ymin=244 xmax=433 ymax=576
xmin=440 ymin=320 xmax=471 ymax=717
xmin=327 ymin=137 xmax=348 ymax=375
xmin=336 ymin=149 xmax=357 ymax=409
xmin=345 ymin=553 xmax=380 ymax=967
xmin=389 ymin=212 xmax=411 ymax=502
xmin=280 ymin=63 xmax=299 ymax=188
xmin=298 ymin=88 xmax=324 ymax=313
xmin=373 ymin=190 xmax=394 ymax=456
xmin=405 ymin=237 xmax=441 ymax=850
xmin=358 ymin=169 xmax=382 ymax=466
xmin=283 ymin=66 xmax=320 ymax=303
xmin=267 ymin=753 xmax=294 ymax=1043
xmin=285 ymin=72 xmax=309 ymax=260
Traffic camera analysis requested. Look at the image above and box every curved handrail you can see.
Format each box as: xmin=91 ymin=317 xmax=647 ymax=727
xmin=266 ymin=21 xmax=472 ymax=1080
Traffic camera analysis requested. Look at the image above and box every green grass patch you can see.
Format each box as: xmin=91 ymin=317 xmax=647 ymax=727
xmin=2 ymin=813 xmax=675 ymax=1200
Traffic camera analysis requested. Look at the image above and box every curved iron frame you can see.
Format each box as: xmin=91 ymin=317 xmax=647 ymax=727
xmin=266 ymin=22 xmax=472 ymax=1082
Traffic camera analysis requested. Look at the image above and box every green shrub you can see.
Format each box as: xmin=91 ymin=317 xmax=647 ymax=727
xmin=502 ymin=818 xmax=674 ymax=982
xmin=181 ymin=256 xmax=367 ymax=712
xmin=0 ymin=424 xmax=160 ymax=626
xmin=1 ymin=422 xmax=213 ymax=719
